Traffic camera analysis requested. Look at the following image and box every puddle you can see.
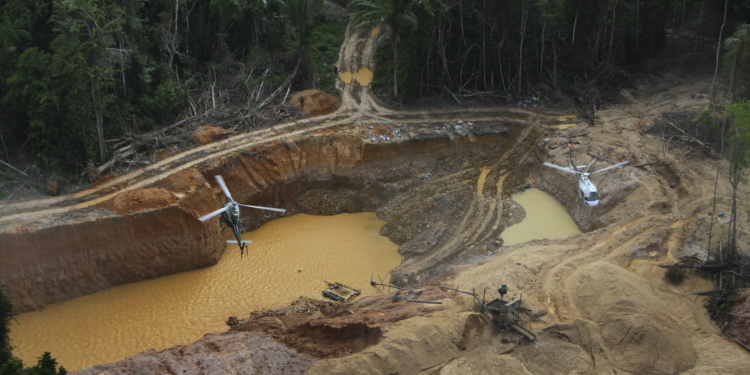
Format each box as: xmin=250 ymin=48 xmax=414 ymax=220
xmin=500 ymin=189 xmax=581 ymax=246
xmin=9 ymin=213 xmax=400 ymax=371
xmin=339 ymin=68 xmax=374 ymax=86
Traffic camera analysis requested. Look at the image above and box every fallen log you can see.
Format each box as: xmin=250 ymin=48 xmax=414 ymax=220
xmin=727 ymin=334 xmax=750 ymax=352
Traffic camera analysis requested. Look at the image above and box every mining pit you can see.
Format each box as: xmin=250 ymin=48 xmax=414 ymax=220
xmin=1 ymin=23 xmax=749 ymax=375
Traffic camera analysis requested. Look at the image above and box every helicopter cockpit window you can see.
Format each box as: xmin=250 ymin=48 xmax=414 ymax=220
xmin=585 ymin=191 xmax=599 ymax=201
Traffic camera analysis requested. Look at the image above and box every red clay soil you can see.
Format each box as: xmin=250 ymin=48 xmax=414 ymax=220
xmin=96 ymin=188 xmax=178 ymax=215
xmin=289 ymin=89 xmax=342 ymax=117
xmin=228 ymin=288 xmax=450 ymax=359
xmin=191 ymin=124 xmax=235 ymax=145
xmin=159 ymin=168 xmax=207 ymax=193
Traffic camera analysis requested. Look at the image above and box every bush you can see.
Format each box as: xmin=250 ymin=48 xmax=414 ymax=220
xmin=0 ymin=285 xmax=66 ymax=375
xmin=665 ymin=267 xmax=685 ymax=285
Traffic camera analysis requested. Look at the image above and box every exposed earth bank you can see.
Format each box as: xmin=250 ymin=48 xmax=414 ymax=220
xmin=2 ymin=21 xmax=749 ymax=374
xmin=73 ymin=80 xmax=750 ymax=374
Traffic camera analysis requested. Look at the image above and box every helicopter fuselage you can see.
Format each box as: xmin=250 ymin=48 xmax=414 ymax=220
xmin=577 ymin=175 xmax=599 ymax=206
xmin=221 ymin=202 xmax=241 ymax=225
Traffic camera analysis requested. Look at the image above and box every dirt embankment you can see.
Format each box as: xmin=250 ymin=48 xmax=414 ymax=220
xmin=0 ymin=118 xmax=520 ymax=313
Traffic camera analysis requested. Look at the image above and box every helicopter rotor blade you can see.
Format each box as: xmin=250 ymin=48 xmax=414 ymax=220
xmin=237 ymin=204 xmax=286 ymax=213
xmin=543 ymin=162 xmax=582 ymax=175
xmin=590 ymin=161 xmax=630 ymax=175
xmin=215 ymin=175 xmax=233 ymax=201
xmin=198 ymin=206 xmax=229 ymax=222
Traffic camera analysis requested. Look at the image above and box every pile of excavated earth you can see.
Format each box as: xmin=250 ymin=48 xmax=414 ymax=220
xmin=2 ymin=21 xmax=749 ymax=375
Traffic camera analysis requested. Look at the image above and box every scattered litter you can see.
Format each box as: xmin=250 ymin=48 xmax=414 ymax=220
xmin=436 ymin=126 xmax=441 ymax=131
xmin=368 ymin=126 xmax=373 ymax=129
xmin=719 ymin=212 xmax=725 ymax=217
xmin=371 ymin=137 xmax=376 ymax=141
xmin=457 ymin=120 xmax=464 ymax=124
xmin=468 ymin=122 xmax=474 ymax=126
xmin=455 ymin=125 xmax=462 ymax=130
xmin=358 ymin=122 xmax=361 ymax=126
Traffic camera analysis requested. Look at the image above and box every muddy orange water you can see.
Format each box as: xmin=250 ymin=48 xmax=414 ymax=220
xmin=10 ymin=213 xmax=400 ymax=371
xmin=339 ymin=68 xmax=374 ymax=86
xmin=501 ymin=188 xmax=582 ymax=246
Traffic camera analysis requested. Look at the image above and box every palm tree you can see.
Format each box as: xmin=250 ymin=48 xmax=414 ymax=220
xmin=276 ymin=0 xmax=323 ymax=86
xmin=724 ymin=23 xmax=750 ymax=104
xmin=348 ymin=0 xmax=420 ymax=98
xmin=0 ymin=16 xmax=30 ymax=55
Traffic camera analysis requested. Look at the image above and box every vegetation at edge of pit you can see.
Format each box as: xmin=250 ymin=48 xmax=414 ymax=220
xmin=0 ymin=0 xmax=346 ymax=191
xmin=0 ymin=284 xmax=66 ymax=375
xmin=363 ymin=0 xmax=750 ymax=107
xmin=0 ymin=0 xmax=749 ymax=196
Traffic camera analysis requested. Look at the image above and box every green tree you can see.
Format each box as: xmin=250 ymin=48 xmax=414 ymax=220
xmin=347 ymin=0 xmax=424 ymax=98
xmin=724 ymin=23 xmax=750 ymax=104
xmin=276 ymin=0 xmax=323 ymax=86
xmin=0 ymin=285 xmax=12 ymax=366
xmin=50 ymin=0 xmax=127 ymax=161
xmin=0 ymin=16 xmax=31 ymax=56
xmin=724 ymin=100 xmax=750 ymax=258
xmin=0 ymin=286 xmax=66 ymax=375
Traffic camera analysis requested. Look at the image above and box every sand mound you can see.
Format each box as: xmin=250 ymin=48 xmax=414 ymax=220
xmin=569 ymin=262 xmax=697 ymax=374
xmin=289 ymin=89 xmax=342 ymax=117
xmin=191 ymin=125 xmax=235 ymax=145
xmin=158 ymin=168 xmax=207 ymax=194
xmin=97 ymin=188 xmax=177 ymax=215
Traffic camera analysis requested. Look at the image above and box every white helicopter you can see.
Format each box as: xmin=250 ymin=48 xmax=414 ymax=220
xmin=542 ymin=144 xmax=629 ymax=207
xmin=198 ymin=175 xmax=286 ymax=258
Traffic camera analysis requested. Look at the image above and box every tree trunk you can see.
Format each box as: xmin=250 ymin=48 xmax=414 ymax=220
xmin=707 ymin=119 xmax=726 ymax=261
xmin=92 ymin=84 xmax=106 ymax=161
xmin=393 ymin=39 xmax=399 ymax=98
xmin=540 ymin=11 xmax=545 ymax=79
xmin=710 ymin=0 xmax=729 ymax=109
xmin=518 ymin=7 xmax=528 ymax=91
xmin=609 ymin=2 xmax=616 ymax=63
xmin=572 ymin=8 xmax=578 ymax=44
xmin=730 ymin=41 xmax=745 ymax=104
xmin=635 ymin=0 xmax=638 ymax=51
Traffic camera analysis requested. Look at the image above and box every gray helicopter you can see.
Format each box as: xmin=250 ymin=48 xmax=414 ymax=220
xmin=542 ymin=144 xmax=629 ymax=207
xmin=198 ymin=175 xmax=286 ymax=258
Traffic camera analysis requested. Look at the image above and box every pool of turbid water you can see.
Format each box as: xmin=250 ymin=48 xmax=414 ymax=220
xmin=10 ymin=213 xmax=401 ymax=371
xmin=500 ymin=188 xmax=582 ymax=246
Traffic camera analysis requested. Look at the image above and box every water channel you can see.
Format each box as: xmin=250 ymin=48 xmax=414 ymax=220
xmin=10 ymin=213 xmax=401 ymax=371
